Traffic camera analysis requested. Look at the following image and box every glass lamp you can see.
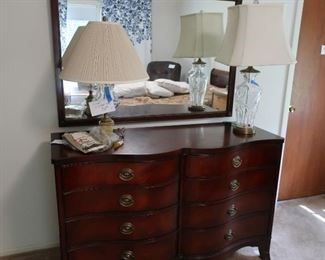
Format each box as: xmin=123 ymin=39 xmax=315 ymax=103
xmin=174 ymin=12 xmax=224 ymax=112
xmin=60 ymin=21 xmax=148 ymax=135
xmin=216 ymin=3 xmax=296 ymax=135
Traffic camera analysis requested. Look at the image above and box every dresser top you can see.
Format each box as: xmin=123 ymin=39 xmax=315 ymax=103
xmin=51 ymin=123 xmax=283 ymax=164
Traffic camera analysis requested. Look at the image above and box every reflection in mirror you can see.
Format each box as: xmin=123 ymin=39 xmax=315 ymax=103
xmin=51 ymin=0 xmax=240 ymax=126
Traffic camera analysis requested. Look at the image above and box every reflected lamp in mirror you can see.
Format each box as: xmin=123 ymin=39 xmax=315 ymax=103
xmin=60 ymin=21 xmax=149 ymax=134
xmin=216 ymin=3 xmax=296 ymax=136
xmin=174 ymin=11 xmax=224 ymax=112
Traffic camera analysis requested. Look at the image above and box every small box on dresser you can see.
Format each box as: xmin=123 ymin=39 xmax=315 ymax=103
xmin=51 ymin=123 xmax=283 ymax=260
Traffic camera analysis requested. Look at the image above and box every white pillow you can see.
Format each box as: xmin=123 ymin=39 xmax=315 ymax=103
xmin=155 ymin=79 xmax=189 ymax=94
xmin=145 ymin=81 xmax=174 ymax=98
xmin=113 ymin=82 xmax=147 ymax=98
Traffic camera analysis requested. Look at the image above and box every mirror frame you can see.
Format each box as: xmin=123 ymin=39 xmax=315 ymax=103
xmin=50 ymin=0 xmax=242 ymax=127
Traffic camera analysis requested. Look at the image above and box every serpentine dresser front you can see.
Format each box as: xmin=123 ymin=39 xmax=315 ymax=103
xmin=51 ymin=123 xmax=283 ymax=260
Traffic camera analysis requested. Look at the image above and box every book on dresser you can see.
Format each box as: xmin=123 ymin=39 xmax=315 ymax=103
xmin=51 ymin=122 xmax=283 ymax=260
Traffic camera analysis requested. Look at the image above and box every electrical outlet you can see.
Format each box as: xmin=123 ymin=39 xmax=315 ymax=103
xmin=321 ymin=45 xmax=325 ymax=55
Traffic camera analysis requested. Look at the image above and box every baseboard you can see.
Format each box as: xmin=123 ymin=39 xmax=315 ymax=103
xmin=0 ymin=247 xmax=60 ymax=260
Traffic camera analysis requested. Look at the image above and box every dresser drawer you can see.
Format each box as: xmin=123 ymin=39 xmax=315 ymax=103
xmin=180 ymin=214 xmax=269 ymax=257
xmin=66 ymin=206 xmax=177 ymax=247
xmin=68 ymin=232 xmax=177 ymax=260
xmin=61 ymin=159 xmax=178 ymax=191
xmin=183 ymin=169 xmax=277 ymax=203
xmin=182 ymin=191 xmax=273 ymax=228
xmin=185 ymin=143 xmax=281 ymax=178
xmin=63 ymin=180 xmax=178 ymax=217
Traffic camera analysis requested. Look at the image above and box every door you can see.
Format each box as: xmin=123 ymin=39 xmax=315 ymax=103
xmin=279 ymin=0 xmax=325 ymax=200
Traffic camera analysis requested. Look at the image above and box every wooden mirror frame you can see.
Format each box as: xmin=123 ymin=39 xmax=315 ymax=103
xmin=50 ymin=0 xmax=242 ymax=127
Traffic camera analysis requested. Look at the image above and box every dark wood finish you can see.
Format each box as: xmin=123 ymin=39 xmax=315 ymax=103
xmin=182 ymin=191 xmax=274 ymax=228
xmin=51 ymin=123 xmax=283 ymax=260
xmin=51 ymin=123 xmax=282 ymax=163
xmin=54 ymin=166 xmax=68 ymax=260
xmin=279 ymin=0 xmax=325 ymax=200
xmin=61 ymin=158 xmax=178 ymax=190
xmin=54 ymin=104 xmax=233 ymax=127
xmin=183 ymin=169 xmax=277 ymax=203
xmin=185 ymin=143 xmax=282 ymax=178
xmin=110 ymin=104 xmax=222 ymax=122
xmin=210 ymin=69 xmax=229 ymax=88
xmin=68 ymin=233 xmax=177 ymax=260
xmin=49 ymin=0 xmax=242 ymax=127
xmin=180 ymin=213 xmax=269 ymax=257
xmin=50 ymin=0 xmax=65 ymax=125
xmin=63 ymin=180 xmax=178 ymax=217
xmin=147 ymin=61 xmax=181 ymax=81
xmin=66 ymin=206 xmax=177 ymax=247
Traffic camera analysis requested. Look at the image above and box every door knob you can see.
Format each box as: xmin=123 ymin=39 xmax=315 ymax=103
xmin=289 ymin=106 xmax=296 ymax=113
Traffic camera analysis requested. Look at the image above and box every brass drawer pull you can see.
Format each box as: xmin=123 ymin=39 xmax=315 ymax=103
xmin=227 ymin=204 xmax=238 ymax=217
xmin=232 ymin=155 xmax=242 ymax=168
xmin=224 ymin=229 xmax=234 ymax=241
xmin=119 ymin=194 xmax=134 ymax=207
xmin=121 ymin=250 xmax=135 ymax=260
xmin=119 ymin=168 xmax=134 ymax=181
xmin=120 ymin=222 xmax=134 ymax=235
xmin=230 ymin=179 xmax=240 ymax=191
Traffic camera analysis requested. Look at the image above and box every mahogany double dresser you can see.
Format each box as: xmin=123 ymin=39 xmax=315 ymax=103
xmin=51 ymin=123 xmax=283 ymax=260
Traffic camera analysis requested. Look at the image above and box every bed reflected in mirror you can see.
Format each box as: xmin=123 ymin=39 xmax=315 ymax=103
xmin=51 ymin=0 xmax=241 ymax=126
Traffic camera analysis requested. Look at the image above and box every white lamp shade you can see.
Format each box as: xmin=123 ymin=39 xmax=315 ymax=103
xmin=60 ymin=21 xmax=149 ymax=84
xmin=216 ymin=4 xmax=296 ymax=66
xmin=174 ymin=12 xmax=224 ymax=58
xmin=62 ymin=26 xmax=85 ymax=69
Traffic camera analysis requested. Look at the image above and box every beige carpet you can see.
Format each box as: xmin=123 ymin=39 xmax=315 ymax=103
xmin=227 ymin=194 xmax=325 ymax=260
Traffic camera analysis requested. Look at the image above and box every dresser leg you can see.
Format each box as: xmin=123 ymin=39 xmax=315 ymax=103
xmin=258 ymin=244 xmax=271 ymax=260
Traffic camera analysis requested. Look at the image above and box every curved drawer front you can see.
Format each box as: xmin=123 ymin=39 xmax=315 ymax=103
xmin=64 ymin=180 xmax=178 ymax=217
xmin=183 ymin=169 xmax=277 ymax=203
xmin=185 ymin=143 xmax=281 ymax=178
xmin=182 ymin=191 xmax=273 ymax=228
xmin=181 ymin=214 xmax=269 ymax=257
xmin=66 ymin=206 xmax=177 ymax=247
xmin=61 ymin=159 xmax=178 ymax=191
xmin=68 ymin=232 xmax=177 ymax=260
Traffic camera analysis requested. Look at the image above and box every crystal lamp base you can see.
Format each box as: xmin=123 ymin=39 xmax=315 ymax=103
xmin=233 ymin=66 xmax=261 ymax=136
xmin=188 ymin=58 xmax=208 ymax=112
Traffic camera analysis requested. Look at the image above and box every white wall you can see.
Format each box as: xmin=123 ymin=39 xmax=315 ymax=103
xmin=0 ymin=0 xmax=302 ymax=256
xmin=152 ymin=0 xmax=232 ymax=81
xmin=0 ymin=0 xmax=62 ymax=256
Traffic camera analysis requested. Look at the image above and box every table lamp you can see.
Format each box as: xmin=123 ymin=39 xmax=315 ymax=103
xmin=174 ymin=11 xmax=224 ymax=112
xmin=215 ymin=2 xmax=296 ymax=135
xmin=60 ymin=21 xmax=149 ymax=134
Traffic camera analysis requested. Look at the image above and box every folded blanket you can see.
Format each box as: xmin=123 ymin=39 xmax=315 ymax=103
xmin=114 ymin=80 xmax=189 ymax=99
xmin=145 ymin=81 xmax=174 ymax=98
xmin=155 ymin=79 xmax=189 ymax=94
xmin=114 ymin=82 xmax=147 ymax=98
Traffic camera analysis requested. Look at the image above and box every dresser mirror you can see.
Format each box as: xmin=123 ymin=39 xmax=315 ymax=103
xmin=50 ymin=0 xmax=242 ymax=126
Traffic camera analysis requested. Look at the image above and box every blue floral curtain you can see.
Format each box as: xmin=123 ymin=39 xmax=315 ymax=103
xmin=102 ymin=0 xmax=152 ymax=45
xmin=58 ymin=0 xmax=152 ymax=64
xmin=58 ymin=0 xmax=68 ymax=53
xmin=102 ymin=0 xmax=152 ymax=64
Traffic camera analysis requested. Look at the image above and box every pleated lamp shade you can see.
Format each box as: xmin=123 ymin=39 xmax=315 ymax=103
xmin=60 ymin=21 xmax=149 ymax=84
xmin=174 ymin=12 xmax=224 ymax=58
xmin=216 ymin=4 xmax=296 ymax=66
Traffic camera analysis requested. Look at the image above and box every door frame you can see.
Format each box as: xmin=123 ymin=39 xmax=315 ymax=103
xmin=280 ymin=0 xmax=305 ymax=137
